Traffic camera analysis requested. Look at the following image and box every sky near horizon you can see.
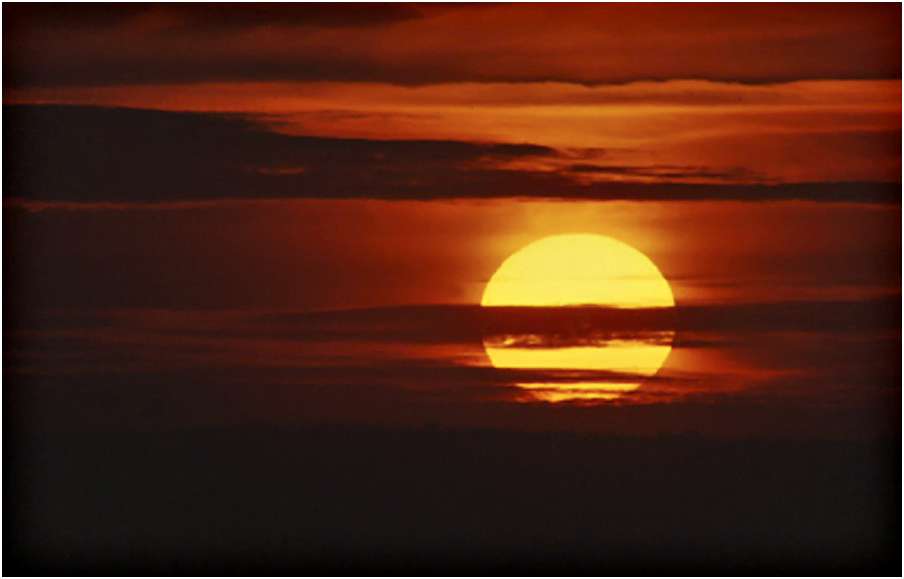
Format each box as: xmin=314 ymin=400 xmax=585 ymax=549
xmin=4 ymin=3 xmax=901 ymax=439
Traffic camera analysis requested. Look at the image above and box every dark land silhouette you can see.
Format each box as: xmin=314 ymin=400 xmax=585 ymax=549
xmin=6 ymin=422 xmax=900 ymax=575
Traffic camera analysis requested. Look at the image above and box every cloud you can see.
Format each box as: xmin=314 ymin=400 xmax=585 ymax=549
xmin=11 ymin=79 xmax=898 ymax=118
xmin=6 ymin=292 xmax=899 ymax=439
xmin=287 ymin=298 xmax=903 ymax=350
xmin=4 ymin=4 xmax=900 ymax=87
xmin=9 ymin=79 xmax=898 ymax=184
xmin=565 ymin=164 xmax=762 ymax=182
xmin=38 ymin=298 xmax=889 ymax=348
xmin=3 ymin=104 xmax=552 ymax=202
xmin=8 ymin=298 xmax=898 ymax=377
xmin=6 ymin=298 xmax=900 ymax=439
xmin=4 ymin=105 xmax=899 ymax=204
xmin=2 ymin=3 xmax=423 ymax=36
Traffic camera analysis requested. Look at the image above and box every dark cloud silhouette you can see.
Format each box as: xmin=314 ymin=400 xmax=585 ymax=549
xmin=7 ymin=297 xmax=899 ymax=382
xmin=4 ymin=4 xmax=900 ymax=87
xmin=3 ymin=3 xmax=423 ymax=31
xmin=5 ymin=343 xmax=899 ymax=439
xmin=3 ymin=104 xmax=556 ymax=202
xmin=566 ymin=164 xmax=762 ymax=182
xmin=4 ymin=105 xmax=900 ymax=204
xmin=240 ymin=297 xmax=902 ymax=344
xmin=15 ymin=298 xmax=886 ymax=352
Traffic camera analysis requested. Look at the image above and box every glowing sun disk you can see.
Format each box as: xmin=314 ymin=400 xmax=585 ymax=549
xmin=481 ymin=234 xmax=675 ymax=402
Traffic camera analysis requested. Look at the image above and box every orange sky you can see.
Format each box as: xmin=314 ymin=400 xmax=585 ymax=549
xmin=3 ymin=3 xmax=901 ymax=438
xmin=6 ymin=3 xmax=902 ymax=186
xmin=9 ymin=78 xmax=902 ymax=183
xmin=5 ymin=10 xmax=902 ymax=576
xmin=7 ymin=198 xmax=898 ymax=309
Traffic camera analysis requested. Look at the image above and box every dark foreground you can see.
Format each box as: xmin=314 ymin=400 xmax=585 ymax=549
xmin=6 ymin=424 xmax=901 ymax=575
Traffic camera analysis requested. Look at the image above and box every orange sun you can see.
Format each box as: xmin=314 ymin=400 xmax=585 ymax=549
xmin=481 ymin=234 xmax=675 ymax=402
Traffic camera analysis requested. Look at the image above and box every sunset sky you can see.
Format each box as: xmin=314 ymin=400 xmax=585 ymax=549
xmin=4 ymin=3 xmax=901 ymax=439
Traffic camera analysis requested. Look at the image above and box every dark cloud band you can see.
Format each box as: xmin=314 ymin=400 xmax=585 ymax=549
xmin=4 ymin=105 xmax=900 ymax=204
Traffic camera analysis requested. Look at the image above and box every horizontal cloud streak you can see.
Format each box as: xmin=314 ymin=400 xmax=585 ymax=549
xmin=7 ymin=297 xmax=899 ymax=381
xmin=13 ymin=296 xmax=892 ymax=347
xmin=5 ymin=4 xmax=900 ymax=87
xmin=6 ymin=298 xmax=899 ymax=438
xmin=4 ymin=105 xmax=900 ymax=204
xmin=11 ymin=79 xmax=900 ymax=110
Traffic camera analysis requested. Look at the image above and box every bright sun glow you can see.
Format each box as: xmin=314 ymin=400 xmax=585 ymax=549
xmin=481 ymin=234 xmax=675 ymax=402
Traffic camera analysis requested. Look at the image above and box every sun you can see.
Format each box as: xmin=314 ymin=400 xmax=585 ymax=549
xmin=481 ymin=234 xmax=675 ymax=402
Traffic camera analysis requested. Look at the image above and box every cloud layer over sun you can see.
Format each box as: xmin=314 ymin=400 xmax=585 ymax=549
xmin=8 ymin=296 xmax=899 ymax=438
